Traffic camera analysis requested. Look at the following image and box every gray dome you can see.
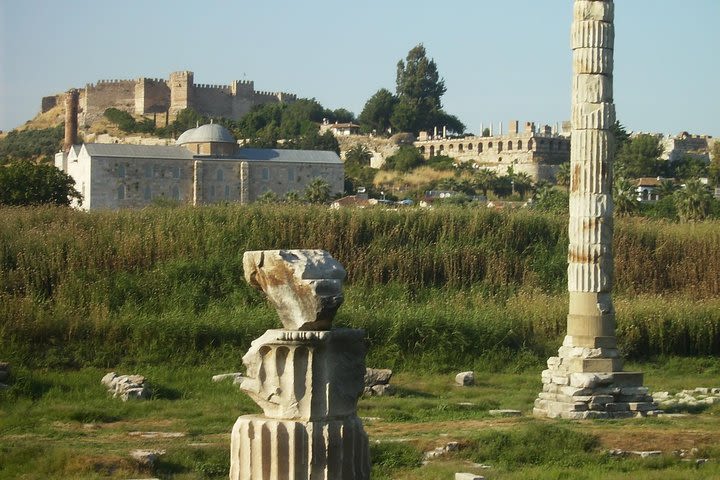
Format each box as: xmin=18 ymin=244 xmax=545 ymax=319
xmin=176 ymin=124 xmax=236 ymax=145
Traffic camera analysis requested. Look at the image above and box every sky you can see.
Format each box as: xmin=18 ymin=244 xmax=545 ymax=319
xmin=1 ymin=0 xmax=718 ymax=137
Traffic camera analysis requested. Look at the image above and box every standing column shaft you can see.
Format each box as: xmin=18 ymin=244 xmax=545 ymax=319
xmin=567 ymin=0 xmax=617 ymax=356
xmin=533 ymin=1 xmax=655 ymax=420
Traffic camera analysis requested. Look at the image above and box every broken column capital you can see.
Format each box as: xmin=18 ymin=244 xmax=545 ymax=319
xmin=243 ymin=249 xmax=346 ymax=331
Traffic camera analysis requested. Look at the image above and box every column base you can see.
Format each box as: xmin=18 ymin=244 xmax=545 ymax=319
xmin=230 ymin=415 xmax=370 ymax=480
xmin=534 ymin=356 xmax=660 ymax=419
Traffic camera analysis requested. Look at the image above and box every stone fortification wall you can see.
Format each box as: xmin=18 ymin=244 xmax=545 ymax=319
xmin=414 ymin=121 xmax=570 ymax=182
xmin=43 ymin=72 xmax=297 ymax=126
xmin=81 ymin=80 xmax=136 ymax=125
xmin=135 ymin=78 xmax=170 ymax=115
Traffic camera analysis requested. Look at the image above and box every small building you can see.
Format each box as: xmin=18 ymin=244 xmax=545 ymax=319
xmin=635 ymin=177 xmax=663 ymax=203
xmin=320 ymin=122 xmax=361 ymax=136
xmin=56 ymin=123 xmax=343 ymax=210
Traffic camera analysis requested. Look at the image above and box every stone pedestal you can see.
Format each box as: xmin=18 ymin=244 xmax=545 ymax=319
xmin=230 ymin=328 xmax=370 ymax=480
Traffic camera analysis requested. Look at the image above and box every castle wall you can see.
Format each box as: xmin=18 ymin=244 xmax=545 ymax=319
xmin=135 ymin=78 xmax=170 ymax=115
xmin=41 ymin=95 xmax=60 ymax=113
xmin=46 ymin=71 xmax=297 ymax=125
xmin=415 ymin=130 xmax=570 ymax=182
xmin=193 ymin=84 xmax=234 ymax=118
xmin=81 ymin=80 xmax=136 ymax=125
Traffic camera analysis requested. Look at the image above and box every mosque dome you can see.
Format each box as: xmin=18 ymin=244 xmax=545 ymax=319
xmin=176 ymin=123 xmax=236 ymax=145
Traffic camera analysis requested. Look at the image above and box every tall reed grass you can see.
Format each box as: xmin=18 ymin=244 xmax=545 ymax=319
xmin=1 ymin=205 xmax=719 ymax=368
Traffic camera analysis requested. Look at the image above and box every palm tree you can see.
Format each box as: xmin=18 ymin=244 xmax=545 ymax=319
xmin=304 ymin=178 xmax=332 ymax=204
xmin=613 ymin=177 xmax=639 ymax=216
xmin=472 ymin=168 xmax=497 ymax=197
xmin=656 ymin=179 xmax=677 ymax=200
xmin=674 ymin=179 xmax=713 ymax=222
xmin=512 ymin=172 xmax=534 ymax=199
xmin=555 ymin=162 xmax=571 ymax=190
xmin=345 ymin=144 xmax=372 ymax=166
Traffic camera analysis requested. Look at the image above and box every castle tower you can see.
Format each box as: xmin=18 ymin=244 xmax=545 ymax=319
xmin=533 ymin=0 xmax=656 ymax=419
xmin=63 ymin=89 xmax=80 ymax=153
xmin=169 ymin=71 xmax=194 ymax=115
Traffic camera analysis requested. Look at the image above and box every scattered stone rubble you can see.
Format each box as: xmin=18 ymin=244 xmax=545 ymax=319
xmin=652 ymin=388 xmax=720 ymax=410
xmin=0 ymin=362 xmax=10 ymax=389
xmin=424 ymin=441 xmax=460 ymax=461
xmin=364 ymin=368 xmax=395 ymax=397
xmin=455 ymin=371 xmax=475 ymax=386
xmin=129 ymin=449 xmax=165 ymax=468
xmin=101 ymin=372 xmax=151 ymax=401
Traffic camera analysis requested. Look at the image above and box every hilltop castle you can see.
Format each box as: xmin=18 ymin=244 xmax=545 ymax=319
xmin=41 ymin=71 xmax=297 ymax=126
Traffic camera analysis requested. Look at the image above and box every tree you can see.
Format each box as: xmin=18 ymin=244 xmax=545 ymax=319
xmin=555 ymin=162 xmax=571 ymax=189
xmin=472 ymin=169 xmax=497 ymax=197
xmin=613 ymin=177 xmax=639 ymax=216
xmin=670 ymin=155 xmax=709 ymax=180
xmin=511 ymin=171 xmax=534 ymax=199
xmin=0 ymin=125 xmax=65 ymax=164
xmin=492 ymin=175 xmax=513 ymax=198
xmin=533 ymin=185 xmax=569 ymax=215
xmin=358 ymin=89 xmax=397 ymax=135
xmin=256 ymin=191 xmax=278 ymax=204
xmin=345 ymin=144 xmax=372 ymax=167
xmin=674 ymin=179 xmax=713 ymax=222
xmin=0 ymin=161 xmax=82 ymax=206
xmin=656 ymin=179 xmax=678 ymax=199
xmin=710 ymin=142 xmax=720 ymax=186
xmin=382 ymin=146 xmax=424 ymax=172
xmin=614 ymin=134 xmax=663 ymax=178
xmin=394 ymin=44 xmax=464 ymax=134
xmin=286 ymin=130 xmax=340 ymax=155
xmin=610 ymin=121 xmax=630 ymax=152
xmin=304 ymin=178 xmax=332 ymax=204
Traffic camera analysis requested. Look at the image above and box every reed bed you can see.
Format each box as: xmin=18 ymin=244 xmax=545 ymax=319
xmin=1 ymin=205 xmax=719 ymax=369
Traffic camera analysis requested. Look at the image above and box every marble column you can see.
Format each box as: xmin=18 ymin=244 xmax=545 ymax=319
xmin=533 ymin=0 xmax=658 ymax=420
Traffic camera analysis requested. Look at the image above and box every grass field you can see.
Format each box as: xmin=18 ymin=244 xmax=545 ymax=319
xmin=1 ymin=205 xmax=720 ymax=478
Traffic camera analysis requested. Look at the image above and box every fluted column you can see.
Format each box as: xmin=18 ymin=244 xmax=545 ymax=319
xmin=533 ymin=1 xmax=657 ymax=420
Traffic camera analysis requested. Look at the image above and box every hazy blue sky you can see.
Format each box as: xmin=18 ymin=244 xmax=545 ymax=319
xmin=1 ymin=0 xmax=718 ymax=136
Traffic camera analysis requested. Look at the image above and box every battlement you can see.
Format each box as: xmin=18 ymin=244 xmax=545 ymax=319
xmin=52 ymin=71 xmax=297 ymax=123
xmin=195 ymin=83 xmax=232 ymax=91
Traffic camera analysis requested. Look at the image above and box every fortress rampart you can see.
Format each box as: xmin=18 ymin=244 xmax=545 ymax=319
xmin=41 ymin=71 xmax=297 ymax=125
xmin=414 ymin=121 xmax=571 ymax=182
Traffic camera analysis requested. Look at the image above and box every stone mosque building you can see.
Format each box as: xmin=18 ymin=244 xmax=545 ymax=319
xmin=55 ymin=106 xmax=343 ymax=210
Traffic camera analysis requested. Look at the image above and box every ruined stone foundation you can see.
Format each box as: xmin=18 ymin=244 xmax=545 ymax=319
xmin=230 ymin=328 xmax=370 ymax=480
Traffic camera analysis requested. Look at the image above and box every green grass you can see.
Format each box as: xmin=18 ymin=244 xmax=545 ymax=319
xmin=3 ymin=361 xmax=720 ymax=479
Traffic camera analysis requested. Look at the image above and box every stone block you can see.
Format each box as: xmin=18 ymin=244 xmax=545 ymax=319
xmin=370 ymin=384 xmax=395 ymax=397
xmin=562 ymin=334 xmax=616 ymax=349
xmin=620 ymin=386 xmax=649 ymax=396
xmin=572 ymin=102 xmax=616 ymax=131
xmin=243 ymin=250 xmax=346 ymax=331
xmin=573 ymin=47 xmax=614 ymax=76
xmin=455 ymin=371 xmax=475 ymax=387
xmin=561 ymin=386 xmax=594 ymax=397
xmin=628 ymin=402 xmax=656 ymax=412
xmin=455 ymin=474 xmax=485 ymax=480
xmin=565 ymin=357 xmax=622 ymax=373
xmin=605 ymin=403 xmax=630 ymax=412
xmin=230 ymin=415 xmax=369 ymax=480
xmin=573 ymin=74 xmax=613 ymax=104
xmin=552 ymin=376 xmax=570 ymax=386
xmin=652 ymin=391 xmax=670 ymax=401
xmin=239 ymin=329 xmax=366 ymax=421
xmin=364 ymin=368 xmax=392 ymax=387
xmin=574 ymin=0 xmax=614 ymax=23
xmin=611 ymin=373 xmax=644 ymax=387
xmin=569 ymin=372 xmax=615 ymax=389
xmin=572 ymin=20 xmax=614 ymax=50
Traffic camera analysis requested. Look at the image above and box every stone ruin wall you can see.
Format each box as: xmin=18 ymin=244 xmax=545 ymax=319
xmin=41 ymin=72 xmax=297 ymax=126
xmin=414 ymin=122 xmax=570 ymax=182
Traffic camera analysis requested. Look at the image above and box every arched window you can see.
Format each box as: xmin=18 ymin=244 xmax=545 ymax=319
xmin=498 ymin=141 xmax=503 ymax=153
xmin=468 ymin=143 xmax=473 ymax=150
xmin=517 ymin=140 xmax=523 ymax=150
xmin=549 ymin=140 xmax=555 ymax=151
xmin=429 ymin=146 xmax=435 ymax=157
xmin=488 ymin=142 xmax=493 ymax=149
xmin=478 ymin=143 xmax=484 ymax=153
xmin=528 ymin=139 xmax=534 ymax=150
xmin=439 ymin=145 xmax=445 ymax=152
xmin=508 ymin=141 xmax=513 ymax=151
xmin=419 ymin=146 xmax=426 ymax=154
xmin=216 ymin=169 xmax=224 ymax=181
xmin=448 ymin=144 xmax=454 ymax=151
xmin=458 ymin=144 xmax=464 ymax=152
